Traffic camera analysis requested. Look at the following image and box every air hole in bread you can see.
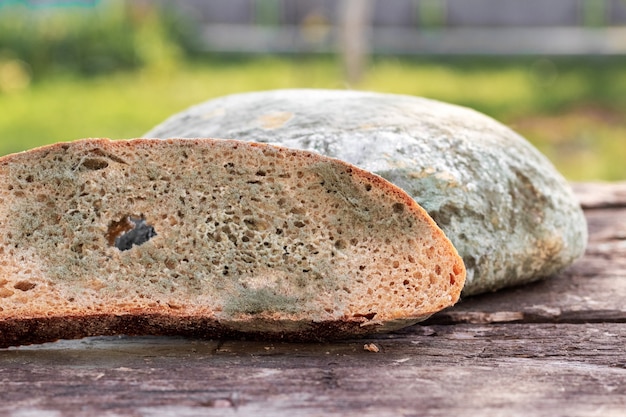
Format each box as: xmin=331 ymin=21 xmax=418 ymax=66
xmin=353 ymin=312 xmax=377 ymax=320
xmin=334 ymin=240 xmax=346 ymax=250
xmin=429 ymin=274 xmax=437 ymax=286
xmin=0 ymin=288 xmax=14 ymax=297
xmin=224 ymin=162 xmax=235 ymax=173
xmin=392 ymin=202 xmax=405 ymax=213
xmin=107 ymin=215 xmax=157 ymax=251
xmin=449 ymin=274 xmax=456 ymax=285
xmin=14 ymin=281 xmax=36 ymax=291
xmin=244 ymin=218 xmax=270 ymax=231
xmin=81 ymin=158 xmax=109 ymax=171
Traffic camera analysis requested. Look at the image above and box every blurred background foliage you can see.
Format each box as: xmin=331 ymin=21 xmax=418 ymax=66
xmin=0 ymin=0 xmax=625 ymax=180
xmin=0 ymin=1 xmax=201 ymax=80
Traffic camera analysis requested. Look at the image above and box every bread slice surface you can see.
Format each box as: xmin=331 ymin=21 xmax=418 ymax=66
xmin=0 ymin=138 xmax=465 ymax=346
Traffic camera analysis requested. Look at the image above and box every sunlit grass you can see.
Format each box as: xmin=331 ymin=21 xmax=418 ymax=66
xmin=363 ymin=57 xmax=626 ymax=118
xmin=0 ymin=58 xmax=342 ymax=155
xmin=1 ymin=56 xmax=626 ymax=180
xmin=362 ymin=59 xmax=536 ymax=117
xmin=511 ymin=106 xmax=626 ymax=181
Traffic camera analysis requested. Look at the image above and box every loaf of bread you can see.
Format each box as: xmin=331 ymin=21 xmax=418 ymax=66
xmin=145 ymin=89 xmax=588 ymax=296
xmin=0 ymin=138 xmax=465 ymax=347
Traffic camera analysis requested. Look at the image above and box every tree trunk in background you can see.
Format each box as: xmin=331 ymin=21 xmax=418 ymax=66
xmin=339 ymin=0 xmax=372 ymax=85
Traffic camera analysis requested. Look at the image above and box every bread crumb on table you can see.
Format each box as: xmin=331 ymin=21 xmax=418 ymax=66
xmin=363 ymin=343 xmax=380 ymax=353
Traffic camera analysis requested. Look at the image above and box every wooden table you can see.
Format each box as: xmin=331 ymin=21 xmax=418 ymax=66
xmin=1 ymin=183 xmax=625 ymax=417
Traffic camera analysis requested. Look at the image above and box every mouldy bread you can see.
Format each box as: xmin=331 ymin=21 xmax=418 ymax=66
xmin=145 ymin=89 xmax=588 ymax=296
xmin=0 ymin=138 xmax=465 ymax=347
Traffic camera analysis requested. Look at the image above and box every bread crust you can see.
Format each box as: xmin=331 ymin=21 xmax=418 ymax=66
xmin=0 ymin=138 xmax=464 ymax=346
xmin=0 ymin=312 xmax=437 ymax=348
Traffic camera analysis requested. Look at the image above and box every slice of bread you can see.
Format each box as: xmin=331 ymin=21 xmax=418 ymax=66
xmin=0 ymin=138 xmax=465 ymax=347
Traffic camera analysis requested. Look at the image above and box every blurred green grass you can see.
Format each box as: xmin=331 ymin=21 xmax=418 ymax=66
xmin=0 ymin=57 xmax=343 ymax=153
xmin=1 ymin=2 xmax=625 ymax=181
xmin=2 ymin=56 xmax=626 ymax=181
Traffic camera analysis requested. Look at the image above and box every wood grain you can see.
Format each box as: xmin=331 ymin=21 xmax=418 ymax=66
xmin=1 ymin=182 xmax=625 ymax=417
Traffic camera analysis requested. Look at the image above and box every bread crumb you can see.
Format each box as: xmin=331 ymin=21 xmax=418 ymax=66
xmin=363 ymin=343 xmax=380 ymax=353
xmin=202 ymin=398 xmax=235 ymax=408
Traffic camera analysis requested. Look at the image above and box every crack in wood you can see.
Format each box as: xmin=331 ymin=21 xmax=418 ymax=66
xmin=427 ymin=311 xmax=626 ymax=325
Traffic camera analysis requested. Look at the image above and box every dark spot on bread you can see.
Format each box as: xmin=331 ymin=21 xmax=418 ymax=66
xmin=244 ymin=218 xmax=270 ymax=231
xmin=393 ymin=202 xmax=405 ymax=213
xmin=107 ymin=215 xmax=157 ymax=251
xmin=14 ymin=281 xmax=36 ymax=291
xmin=81 ymin=158 xmax=109 ymax=171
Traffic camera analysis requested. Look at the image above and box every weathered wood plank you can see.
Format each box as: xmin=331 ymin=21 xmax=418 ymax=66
xmin=1 ymin=324 xmax=625 ymax=417
xmin=572 ymin=182 xmax=626 ymax=209
xmin=426 ymin=264 xmax=626 ymax=324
